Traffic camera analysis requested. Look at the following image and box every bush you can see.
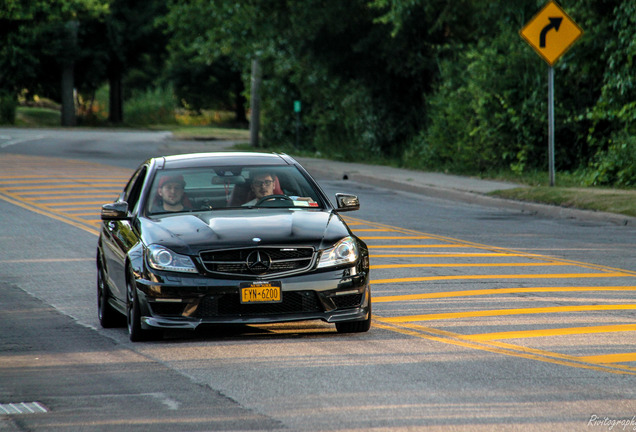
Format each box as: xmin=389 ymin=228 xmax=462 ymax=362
xmin=585 ymin=132 xmax=636 ymax=187
xmin=311 ymin=83 xmax=388 ymax=161
xmin=0 ymin=92 xmax=17 ymax=124
xmin=407 ymin=29 xmax=546 ymax=175
xmin=124 ymin=86 xmax=177 ymax=125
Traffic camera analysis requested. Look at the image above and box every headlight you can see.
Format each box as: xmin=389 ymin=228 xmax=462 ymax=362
xmin=317 ymin=236 xmax=359 ymax=269
xmin=147 ymin=245 xmax=198 ymax=273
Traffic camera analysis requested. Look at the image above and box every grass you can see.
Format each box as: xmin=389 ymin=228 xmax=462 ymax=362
xmin=489 ymin=186 xmax=636 ymax=218
xmin=15 ymin=107 xmax=61 ymax=127
xmin=486 ymin=169 xmax=585 ymax=187
xmin=473 ymin=169 xmax=635 ymax=218
xmin=170 ymin=126 xmax=250 ymax=141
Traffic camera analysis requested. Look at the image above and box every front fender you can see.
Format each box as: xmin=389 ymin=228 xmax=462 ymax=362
xmin=127 ymin=242 xmax=146 ymax=281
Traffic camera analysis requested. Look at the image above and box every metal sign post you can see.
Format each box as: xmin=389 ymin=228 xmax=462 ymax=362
xmin=520 ymin=0 xmax=583 ymax=186
xmin=294 ymin=100 xmax=301 ymax=149
xmin=548 ymin=66 xmax=555 ymax=186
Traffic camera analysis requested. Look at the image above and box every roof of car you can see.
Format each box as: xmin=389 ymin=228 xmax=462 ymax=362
xmin=154 ymin=152 xmax=294 ymax=170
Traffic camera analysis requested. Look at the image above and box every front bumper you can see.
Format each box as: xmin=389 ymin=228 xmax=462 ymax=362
xmin=134 ymin=266 xmax=370 ymax=330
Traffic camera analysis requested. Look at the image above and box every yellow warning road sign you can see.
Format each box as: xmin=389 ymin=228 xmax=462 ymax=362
xmin=520 ymin=1 xmax=583 ymax=66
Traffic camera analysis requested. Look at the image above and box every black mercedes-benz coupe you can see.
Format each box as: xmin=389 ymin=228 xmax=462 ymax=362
xmin=96 ymin=152 xmax=371 ymax=341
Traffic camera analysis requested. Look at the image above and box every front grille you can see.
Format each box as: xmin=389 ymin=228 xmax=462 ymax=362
xmin=196 ymin=291 xmax=322 ymax=318
xmin=200 ymin=247 xmax=315 ymax=277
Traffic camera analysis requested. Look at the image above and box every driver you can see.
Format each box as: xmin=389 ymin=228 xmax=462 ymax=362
xmin=152 ymin=174 xmax=191 ymax=212
xmin=243 ymin=171 xmax=276 ymax=206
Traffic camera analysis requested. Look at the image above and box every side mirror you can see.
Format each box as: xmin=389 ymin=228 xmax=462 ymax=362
xmin=101 ymin=202 xmax=129 ymax=220
xmin=335 ymin=193 xmax=360 ymax=212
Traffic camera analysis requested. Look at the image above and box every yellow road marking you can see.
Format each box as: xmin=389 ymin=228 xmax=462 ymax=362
xmin=371 ymin=262 xmax=566 ymax=269
xmin=3 ymin=184 xmax=124 ymax=191
xmin=0 ymin=179 xmax=127 ymax=185
xmin=0 ymin=258 xmax=94 ymax=264
xmin=486 ymin=339 xmax=636 ymax=373
xmin=0 ymin=192 xmax=99 ymax=236
xmin=368 ymin=244 xmax=470 ymax=249
xmin=360 ymin=236 xmax=434 ymax=240
xmin=373 ymin=320 xmax=636 ymax=375
xmin=466 ymin=324 xmax=636 ymax=341
xmin=374 ymin=286 xmax=636 ymax=302
xmin=370 ymin=253 xmax=523 ymax=258
xmin=2 ymin=156 xmax=635 ymax=376
xmin=24 ymin=195 xmax=117 ymax=200
xmin=346 ymin=215 xmax=636 ymax=276
xmin=382 ymin=304 xmax=636 ymax=323
xmin=17 ymin=190 xmax=120 ymax=196
xmin=353 ymin=228 xmax=398 ymax=232
xmin=372 ymin=272 xmax=632 ymax=284
xmin=578 ymin=353 xmax=636 ymax=364
xmin=44 ymin=201 xmax=109 ymax=207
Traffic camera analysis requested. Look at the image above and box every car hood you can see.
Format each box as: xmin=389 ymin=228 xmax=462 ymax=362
xmin=140 ymin=209 xmax=352 ymax=254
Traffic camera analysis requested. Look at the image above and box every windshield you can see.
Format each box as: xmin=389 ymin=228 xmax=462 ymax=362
xmin=146 ymin=165 xmax=323 ymax=215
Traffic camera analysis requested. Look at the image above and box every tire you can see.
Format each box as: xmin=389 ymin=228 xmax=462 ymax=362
xmin=97 ymin=263 xmax=122 ymax=328
xmin=126 ymin=268 xmax=159 ymax=342
xmin=335 ymin=299 xmax=372 ymax=334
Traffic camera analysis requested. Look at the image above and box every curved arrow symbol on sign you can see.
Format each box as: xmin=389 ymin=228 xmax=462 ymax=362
xmin=539 ymin=17 xmax=563 ymax=48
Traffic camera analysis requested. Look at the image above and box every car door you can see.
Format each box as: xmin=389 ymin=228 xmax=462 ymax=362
xmin=101 ymin=166 xmax=147 ymax=303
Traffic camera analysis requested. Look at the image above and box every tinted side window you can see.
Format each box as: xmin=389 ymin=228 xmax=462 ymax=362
xmin=123 ymin=167 xmax=147 ymax=214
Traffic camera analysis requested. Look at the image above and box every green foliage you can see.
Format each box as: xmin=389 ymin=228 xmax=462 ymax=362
xmin=162 ymin=0 xmax=255 ymax=121
xmin=399 ymin=0 xmax=633 ymax=182
xmin=4 ymin=0 xmax=635 ymax=188
xmin=404 ymin=2 xmax=547 ymax=174
xmin=578 ymin=0 xmax=636 ymax=186
xmin=165 ymin=53 xmax=246 ymax=122
xmin=0 ymin=91 xmax=16 ymax=124
xmin=123 ymin=87 xmax=177 ymax=126
xmin=0 ymin=0 xmax=109 ymax=93
xmin=15 ymin=106 xmax=61 ymax=127
xmin=585 ymin=133 xmax=636 ymax=187
xmin=0 ymin=0 xmax=109 ymax=20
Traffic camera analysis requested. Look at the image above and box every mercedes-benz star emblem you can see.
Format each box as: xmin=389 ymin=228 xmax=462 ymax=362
xmin=246 ymin=250 xmax=272 ymax=274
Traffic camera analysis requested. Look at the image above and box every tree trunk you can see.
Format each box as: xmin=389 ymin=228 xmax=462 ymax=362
xmin=60 ymin=21 xmax=78 ymax=127
xmin=60 ymin=64 xmax=76 ymax=126
xmin=235 ymin=92 xmax=247 ymax=124
xmin=108 ymin=70 xmax=123 ymax=124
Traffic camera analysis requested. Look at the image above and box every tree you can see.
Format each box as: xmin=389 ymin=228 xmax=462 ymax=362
xmin=163 ymin=0 xmax=260 ymax=122
xmin=164 ymin=0 xmax=431 ymax=155
xmin=0 ymin=0 xmax=109 ymax=124
xmin=581 ymin=0 xmax=636 ymax=185
xmin=97 ymin=0 xmax=168 ymax=123
xmin=165 ymin=50 xmax=247 ymax=123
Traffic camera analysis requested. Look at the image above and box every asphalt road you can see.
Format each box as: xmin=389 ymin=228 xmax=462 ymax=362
xmin=1 ymin=129 xmax=635 ymax=431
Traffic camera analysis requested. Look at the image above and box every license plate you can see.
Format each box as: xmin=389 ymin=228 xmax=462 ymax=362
xmin=240 ymin=281 xmax=282 ymax=304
